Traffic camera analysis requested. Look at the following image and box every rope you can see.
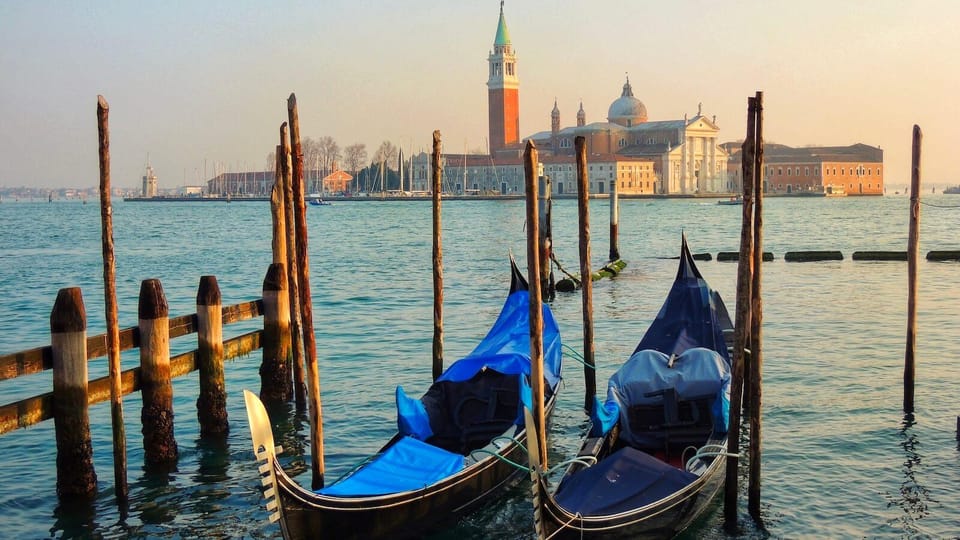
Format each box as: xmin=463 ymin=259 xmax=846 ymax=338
xmin=492 ymin=435 xmax=527 ymax=454
xmin=467 ymin=448 xmax=530 ymax=472
xmin=550 ymin=252 xmax=581 ymax=284
xmin=546 ymin=456 xmax=598 ymax=476
xmin=684 ymin=443 xmax=740 ymax=472
xmin=544 ymin=511 xmax=584 ymax=540
xmin=920 ymin=200 xmax=960 ymax=209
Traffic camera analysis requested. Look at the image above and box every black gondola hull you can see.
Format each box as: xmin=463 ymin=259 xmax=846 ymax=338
xmin=274 ymin=393 xmax=558 ymax=540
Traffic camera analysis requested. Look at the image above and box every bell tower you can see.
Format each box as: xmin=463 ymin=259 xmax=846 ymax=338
xmin=487 ymin=1 xmax=519 ymax=155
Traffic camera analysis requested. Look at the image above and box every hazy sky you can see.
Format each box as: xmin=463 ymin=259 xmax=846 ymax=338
xmin=1 ymin=1 xmax=957 ymax=190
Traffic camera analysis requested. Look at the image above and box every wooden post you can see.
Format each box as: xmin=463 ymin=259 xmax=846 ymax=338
xmin=904 ymin=125 xmax=922 ymax=414
xmin=524 ymin=140 xmax=548 ymax=468
xmin=575 ymin=136 xmax=596 ymax=412
xmin=96 ymin=95 xmax=128 ymax=505
xmin=538 ymin=173 xmax=555 ymax=302
xmin=51 ymin=287 xmax=97 ymax=498
xmin=609 ymin=170 xmax=620 ymax=261
xmin=281 ymin=123 xmax=307 ymax=408
xmin=289 ymin=93 xmax=326 ymax=489
xmin=196 ymin=275 xmax=228 ymax=435
xmin=748 ymin=91 xmax=765 ymax=521
xmin=139 ymin=278 xmax=178 ymax=465
xmin=724 ymin=95 xmax=757 ymax=528
xmin=431 ymin=130 xmax=444 ymax=381
xmin=271 ymin=144 xmax=287 ymax=265
xmin=261 ymin=264 xmax=293 ymax=401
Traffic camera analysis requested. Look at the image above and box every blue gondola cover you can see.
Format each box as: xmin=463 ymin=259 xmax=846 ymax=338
xmin=317 ymin=436 xmax=465 ymax=496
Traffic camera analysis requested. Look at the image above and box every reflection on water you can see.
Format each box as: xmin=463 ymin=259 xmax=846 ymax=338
xmin=886 ymin=414 xmax=937 ymax=536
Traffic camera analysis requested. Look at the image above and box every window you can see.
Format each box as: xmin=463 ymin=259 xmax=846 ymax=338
xmin=805 ymin=167 xmax=809 ymax=176
xmin=787 ymin=168 xmax=791 ymax=176
xmin=796 ymin=167 xmax=800 ymax=176
xmin=778 ymin=167 xmax=782 ymax=176
xmin=618 ymin=138 xmax=626 ymax=147
xmin=506 ymin=63 xmax=514 ymax=76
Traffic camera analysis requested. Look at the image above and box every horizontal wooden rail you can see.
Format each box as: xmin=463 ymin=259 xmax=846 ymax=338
xmin=0 ymin=328 xmax=263 ymax=436
xmin=0 ymin=300 xmax=262 ymax=383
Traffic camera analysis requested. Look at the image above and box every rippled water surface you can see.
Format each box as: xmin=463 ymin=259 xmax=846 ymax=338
xmin=1 ymin=195 xmax=958 ymax=539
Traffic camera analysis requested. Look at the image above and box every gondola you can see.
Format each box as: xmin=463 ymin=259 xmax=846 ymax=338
xmin=245 ymin=257 xmax=563 ymax=540
xmin=527 ymin=235 xmax=734 ymax=539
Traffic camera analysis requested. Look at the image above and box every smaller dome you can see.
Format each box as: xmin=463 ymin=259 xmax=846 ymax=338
xmin=607 ymin=77 xmax=647 ymax=127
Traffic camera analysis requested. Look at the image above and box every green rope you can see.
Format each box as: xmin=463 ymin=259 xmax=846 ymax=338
xmin=468 ymin=448 xmax=531 ymax=472
xmin=562 ymin=344 xmax=596 ymax=370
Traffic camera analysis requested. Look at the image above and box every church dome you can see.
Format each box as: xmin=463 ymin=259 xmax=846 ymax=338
xmin=607 ymin=77 xmax=647 ymax=127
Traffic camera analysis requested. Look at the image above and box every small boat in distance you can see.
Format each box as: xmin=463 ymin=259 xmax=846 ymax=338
xmin=526 ymin=235 xmax=734 ymax=539
xmin=245 ymin=257 xmax=563 ymax=540
xmin=943 ymin=185 xmax=960 ymax=194
xmin=717 ymin=194 xmax=742 ymax=205
xmin=309 ymin=197 xmax=331 ymax=206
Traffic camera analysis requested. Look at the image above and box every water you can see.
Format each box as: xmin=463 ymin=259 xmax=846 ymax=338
xmin=1 ymin=195 xmax=959 ymax=539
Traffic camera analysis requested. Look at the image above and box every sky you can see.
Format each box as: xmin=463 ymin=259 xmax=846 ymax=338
xmin=1 ymin=0 xmax=957 ymax=191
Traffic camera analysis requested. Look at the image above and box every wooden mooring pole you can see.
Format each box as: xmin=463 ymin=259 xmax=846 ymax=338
xmin=281 ymin=123 xmax=307 ymax=408
xmin=539 ymin=172 xmax=555 ymax=302
xmin=431 ymin=130 xmax=444 ymax=381
xmin=196 ymin=276 xmax=228 ymax=435
xmin=609 ymin=169 xmax=620 ymax=261
xmin=748 ymin=90 xmax=765 ymax=521
xmin=261 ymin=264 xmax=293 ymax=402
xmin=96 ymin=95 xmax=128 ymax=506
xmin=289 ymin=93 xmax=326 ymax=489
xmin=724 ymin=94 xmax=757 ymax=529
xmin=51 ymin=288 xmax=97 ymax=498
xmin=904 ymin=125 xmax=922 ymax=414
xmin=139 ymin=279 xmax=178 ymax=466
xmin=575 ymin=136 xmax=596 ymax=412
xmin=270 ymin=144 xmax=287 ymax=266
xmin=524 ymin=140 xmax=548 ymax=468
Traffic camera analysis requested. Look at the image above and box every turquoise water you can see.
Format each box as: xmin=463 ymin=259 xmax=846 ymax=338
xmin=1 ymin=196 xmax=958 ymax=538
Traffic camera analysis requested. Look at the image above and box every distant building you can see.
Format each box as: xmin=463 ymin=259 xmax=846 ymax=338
xmin=142 ymin=164 xmax=158 ymax=197
xmin=488 ymin=2 xmax=520 ymax=157
xmin=723 ymin=143 xmax=884 ymax=196
xmin=409 ymin=152 xmax=657 ymax=196
xmin=322 ymin=169 xmax=353 ymax=194
xmin=416 ymin=3 xmax=728 ymax=197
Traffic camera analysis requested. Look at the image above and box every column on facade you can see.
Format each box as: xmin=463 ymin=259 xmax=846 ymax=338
xmin=680 ymin=137 xmax=688 ymax=194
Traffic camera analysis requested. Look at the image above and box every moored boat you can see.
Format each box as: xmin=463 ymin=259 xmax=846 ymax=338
xmin=245 ymin=258 xmax=563 ymax=539
xmin=527 ymin=235 xmax=734 ymax=539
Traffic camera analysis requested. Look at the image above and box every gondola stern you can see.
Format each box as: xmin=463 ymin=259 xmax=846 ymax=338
xmin=509 ymin=253 xmax=530 ymax=294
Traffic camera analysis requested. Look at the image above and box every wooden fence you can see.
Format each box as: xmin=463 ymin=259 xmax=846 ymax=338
xmin=0 ymin=265 xmax=292 ymax=498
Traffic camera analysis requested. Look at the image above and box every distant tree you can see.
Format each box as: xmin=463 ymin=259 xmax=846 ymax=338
xmin=372 ymin=141 xmax=397 ymax=169
xmin=317 ymin=136 xmax=341 ymax=175
xmin=265 ymin=150 xmax=276 ymax=173
xmin=343 ymin=143 xmax=367 ymax=193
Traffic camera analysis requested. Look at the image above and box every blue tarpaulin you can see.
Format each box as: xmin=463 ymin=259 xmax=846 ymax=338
xmin=317 ymin=436 xmax=465 ymax=497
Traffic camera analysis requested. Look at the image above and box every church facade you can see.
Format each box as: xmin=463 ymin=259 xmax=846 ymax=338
xmin=411 ymin=3 xmax=730 ymax=196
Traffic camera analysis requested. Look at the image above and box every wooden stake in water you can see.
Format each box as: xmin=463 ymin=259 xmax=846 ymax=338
xmin=724 ymin=94 xmax=757 ymax=529
xmin=96 ymin=95 xmax=128 ymax=507
xmin=609 ymin=170 xmax=620 ymax=261
xmin=289 ymin=93 xmax=325 ymax=489
xmin=431 ymin=130 xmax=444 ymax=381
xmin=748 ymin=90 xmax=765 ymax=521
xmin=196 ymin=276 xmax=228 ymax=435
xmin=51 ymin=288 xmax=97 ymax=498
xmin=575 ymin=136 xmax=596 ymax=412
xmin=281 ymin=123 xmax=306 ymax=408
xmin=904 ymin=125 xmax=922 ymax=414
xmin=523 ymin=140 xmax=548 ymax=469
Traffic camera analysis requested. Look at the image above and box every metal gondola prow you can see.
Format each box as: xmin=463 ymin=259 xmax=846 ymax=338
xmin=244 ymin=390 xmax=284 ymax=526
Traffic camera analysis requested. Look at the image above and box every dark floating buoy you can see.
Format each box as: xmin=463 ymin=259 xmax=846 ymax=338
xmin=852 ymin=251 xmax=908 ymax=261
xmin=717 ymin=251 xmax=773 ymax=262
xmin=784 ymin=250 xmax=843 ymax=262
xmin=927 ymin=251 xmax=960 ymax=262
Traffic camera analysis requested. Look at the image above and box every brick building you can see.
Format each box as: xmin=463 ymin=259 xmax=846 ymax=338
xmin=723 ymin=143 xmax=884 ymax=196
